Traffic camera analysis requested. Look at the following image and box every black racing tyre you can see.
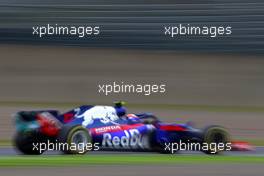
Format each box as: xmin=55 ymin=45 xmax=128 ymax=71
xmin=14 ymin=132 xmax=44 ymax=155
xmin=202 ymin=125 xmax=231 ymax=154
xmin=58 ymin=125 xmax=92 ymax=154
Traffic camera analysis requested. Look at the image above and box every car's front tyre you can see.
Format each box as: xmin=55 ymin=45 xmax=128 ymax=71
xmin=202 ymin=125 xmax=231 ymax=154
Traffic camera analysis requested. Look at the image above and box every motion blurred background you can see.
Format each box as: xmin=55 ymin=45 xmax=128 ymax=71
xmin=1 ymin=0 xmax=264 ymax=52
xmin=0 ymin=1 xmax=263 ymax=175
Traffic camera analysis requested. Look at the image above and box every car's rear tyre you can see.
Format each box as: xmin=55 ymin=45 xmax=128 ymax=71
xmin=202 ymin=125 xmax=231 ymax=154
xmin=14 ymin=132 xmax=44 ymax=155
xmin=58 ymin=125 xmax=92 ymax=154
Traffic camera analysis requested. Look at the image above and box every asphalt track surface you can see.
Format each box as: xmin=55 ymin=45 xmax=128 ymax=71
xmin=2 ymin=45 xmax=264 ymax=107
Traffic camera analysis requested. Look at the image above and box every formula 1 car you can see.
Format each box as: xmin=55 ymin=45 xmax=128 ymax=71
xmin=13 ymin=102 xmax=245 ymax=155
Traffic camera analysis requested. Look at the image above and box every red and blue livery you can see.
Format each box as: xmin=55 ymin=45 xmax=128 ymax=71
xmin=14 ymin=102 xmax=247 ymax=155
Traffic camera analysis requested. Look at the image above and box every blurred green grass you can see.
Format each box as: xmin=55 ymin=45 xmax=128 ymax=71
xmin=0 ymin=155 xmax=263 ymax=167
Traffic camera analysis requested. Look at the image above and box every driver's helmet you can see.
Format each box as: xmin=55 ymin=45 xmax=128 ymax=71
xmin=114 ymin=101 xmax=126 ymax=117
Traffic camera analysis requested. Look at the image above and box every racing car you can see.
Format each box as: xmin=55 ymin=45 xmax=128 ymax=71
xmin=13 ymin=102 xmax=244 ymax=155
